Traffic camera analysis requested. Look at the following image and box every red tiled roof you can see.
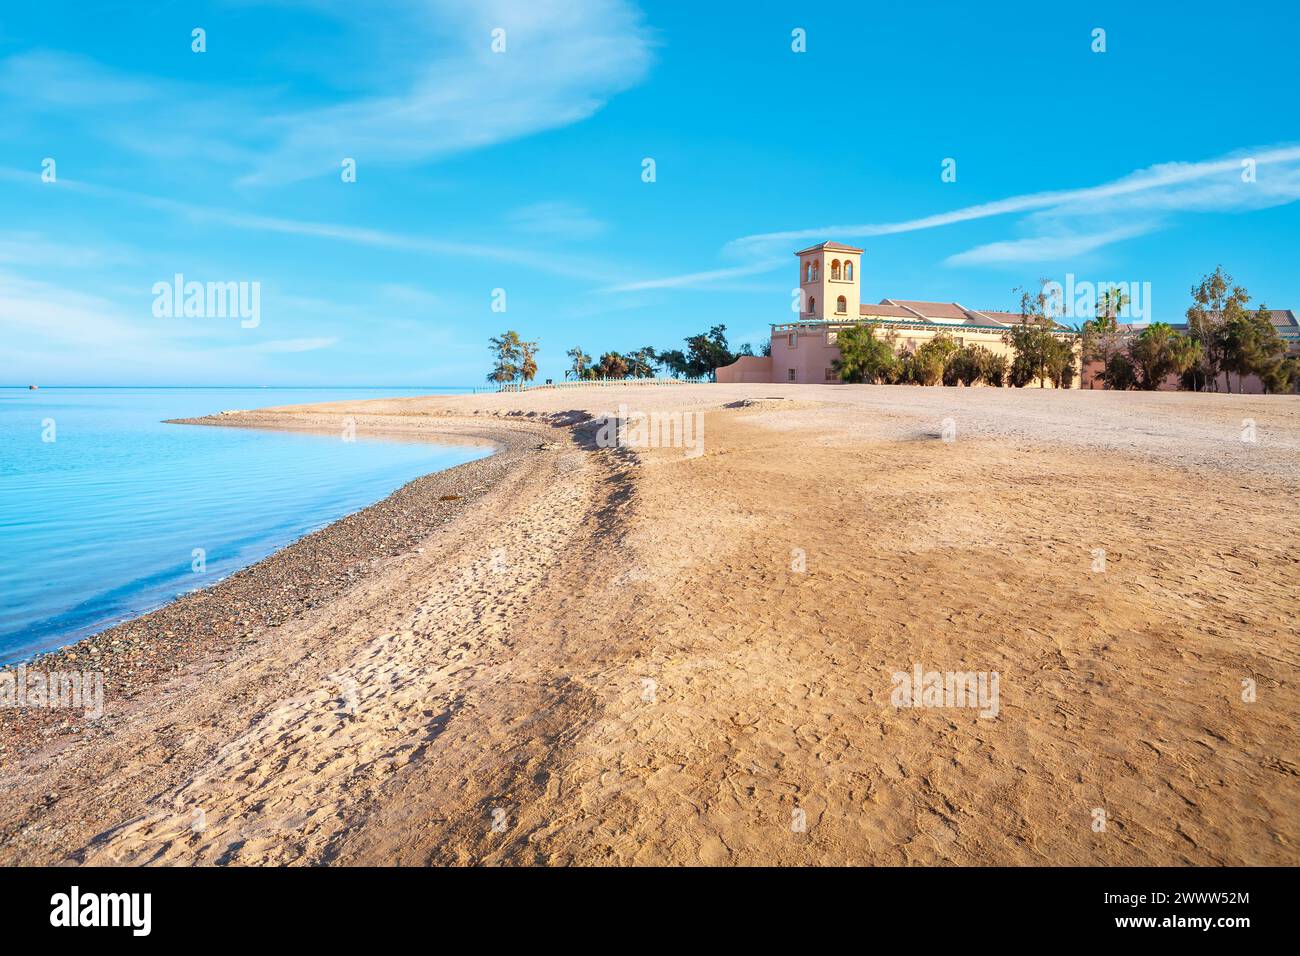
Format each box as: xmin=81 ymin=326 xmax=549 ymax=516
xmin=858 ymin=303 xmax=917 ymax=318
xmin=1194 ymin=308 xmax=1296 ymax=328
xmin=793 ymin=241 xmax=864 ymax=256
xmin=884 ymin=299 xmax=971 ymax=320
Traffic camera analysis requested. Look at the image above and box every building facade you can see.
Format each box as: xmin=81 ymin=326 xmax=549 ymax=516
xmin=717 ymin=241 xmax=1081 ymax=386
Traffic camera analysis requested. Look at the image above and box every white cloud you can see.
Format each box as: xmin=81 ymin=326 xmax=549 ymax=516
xmin=0 ymin=51 xmax=155 ymax=107
xmin=616 ymin=144 xmax=1300 ymax=289
xmin=0 ymin=167 xmax=621 ymax=280
xmin=0 ymin=1 xmax=653 ymax=186
xmin=238 ymin=0 xmax=654 ymax=185
xmin=0 ymin=230 xmax=131 ymax=268
xmin=254 ymin=337 xmax=339 ymax=353
xmin=730 ymin=145 xmax=1300 ymax=257
xmin=602 ymin=258 xmax=787 ymax=293
xmin=944 ymin=223 xmax=1153 ymax=266
xmin=506 ymin=201 xmax=607 ymax=240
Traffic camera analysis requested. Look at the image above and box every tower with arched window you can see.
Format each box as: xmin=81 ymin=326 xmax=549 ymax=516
xmin=795 ymin=241 xmax=862 ymax=321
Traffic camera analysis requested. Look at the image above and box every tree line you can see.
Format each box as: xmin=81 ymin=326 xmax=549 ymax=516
xmin=488 ymin=324 xmax=767 ymax=384
xmin=1081 ymin=267 xmax=1296 ymax=393
xmin=488 ymin=267 xmax=1296 ymax=392
xmin=835 ymin=268 xmax=1297 ymax=393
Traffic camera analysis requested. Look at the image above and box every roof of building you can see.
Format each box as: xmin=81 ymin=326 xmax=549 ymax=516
xmin=1238 ymin=308 xmax=1297 ymax=330
xmin=774 ymin=297 xmax=1076 ymax=333
xmin=793 ymin=241 xmax=864 ymax=256
xmin=863 ymin=300 xmax=1071 ymax=330
xmin=857 ymin=303 xmax=918 ymax=319
xmin=1150 ymin=309 xmax=1297 ymax=334
xmin=883 ymin=299 xmax=971 ymax=321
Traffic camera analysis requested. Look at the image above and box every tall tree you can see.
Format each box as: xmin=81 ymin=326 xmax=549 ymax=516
xmin=487 ymin=330 xmax=523 ymax=384
xmin=1096 ymin=285 xmax=1131 ymax=324
xmin=656 ymin=348 xmax=690 ymax=378
xmin=1235 ymin=304 xmax=1287 ymax=393
xmin=1185 ymin=266 xmax=1251 ymax=392
xmin=595 ymin=351 xmax=629 ymax=380
xmin=1081 ymin=286 xmax=1128 ymax=388
xmin=520 ymin=338 xmax=540 ymax=382
xmin=565 ymin=346 xmax=592 ymax=381
xmin=1004 ymin=286 xmax=1066 ymax=387
xmin=625 ymin=346 xmax=659 ymax=378
xmin=682 ymin=324 xmax=736 ymax=379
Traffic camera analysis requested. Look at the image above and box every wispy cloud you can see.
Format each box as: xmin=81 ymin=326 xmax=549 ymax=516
xmin=731 ymin=145 xmax=1300 ymax=257
xmin=943 ymin=224 xmax=1152 ymax=266
xmin=0 ymin=50 xmax=155 ymax=107
xmin=0 ymin=1 xmax=654 ymax=186
xmin=0 ymin=230 xmax=132 ymax=269
xmin=616 ymin=144 xmax=1300 ymax=289
xmin=254 ymin=337 xmax=339 ymax=353
xmin=0 ymin=167 xmax=620 ymax=280
xmin=506 ymin=201 xmax=607 ymax=240
xmin=601 ymin=258 xmax=787 ymax=293
xmin=239 ymin=0 xmax=654 ymax=185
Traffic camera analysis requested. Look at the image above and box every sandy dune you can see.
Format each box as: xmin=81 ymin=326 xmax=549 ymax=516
xmin=1 ymin=384 xmax=1296 ymax=865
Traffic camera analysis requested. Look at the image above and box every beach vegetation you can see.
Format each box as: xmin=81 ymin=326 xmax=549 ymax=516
xmin=1129 ymin=322 xmax=1199 ymax=389
xmin=565 ymin=347 xmax=593 ymax=380
xmin=487 ymin=330 xmax=523 ymax=383
xmin=487 ymin=330 xmax=539 ymax=384
xmin=832 ymin=324 xmax=897 ymax=383
xmin=1003 ymin=285 xmax=1075 ymax=388
xmin=1080 ymin=288 xmax=1128 ymax=388
xmin=595 ymin=351 xmax=630 ymax=379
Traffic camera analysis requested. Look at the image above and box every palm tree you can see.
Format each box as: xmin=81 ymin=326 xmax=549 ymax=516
xmin=1096 ymin=286 xmax=1130 ymax=324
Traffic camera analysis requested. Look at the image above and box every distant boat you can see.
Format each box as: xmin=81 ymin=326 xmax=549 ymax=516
xmin=28 ymin=385 xmax=38 ymax=390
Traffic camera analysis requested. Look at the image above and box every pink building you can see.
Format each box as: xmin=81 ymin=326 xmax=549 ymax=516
xmin=717 ymin=241 xmax=1079 ymax=386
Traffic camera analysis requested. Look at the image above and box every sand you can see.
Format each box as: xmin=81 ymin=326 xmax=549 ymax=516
xmin=0 ymin=383 xmax=1296 ymax=865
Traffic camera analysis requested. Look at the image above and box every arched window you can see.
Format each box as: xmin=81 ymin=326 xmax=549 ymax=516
xmin=831 ymin=259 xmax=841 ymax=280
xmin=836 ymin=295 xmax=847 ymax=314
xmin=811 ymin=261 xmax=819 ymax=281
xmin=808 ymin=297 xmax=816 ymax=314
xmin=804 ymin=261 xmax=812 ymax=284
xmin=845 ymin=261 xmax=853 ymax=281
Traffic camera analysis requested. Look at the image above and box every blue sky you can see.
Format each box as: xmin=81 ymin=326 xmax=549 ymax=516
xmin=2 ymin=0 xmax=1299 ymax=386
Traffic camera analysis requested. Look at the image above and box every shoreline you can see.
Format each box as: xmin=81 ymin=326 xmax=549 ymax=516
xmin=0 ymin=411 xmax=556 ymax=762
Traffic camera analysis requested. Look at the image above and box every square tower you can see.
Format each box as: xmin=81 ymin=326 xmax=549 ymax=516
xmin=794 ymin=241 xmax=862 ymax=321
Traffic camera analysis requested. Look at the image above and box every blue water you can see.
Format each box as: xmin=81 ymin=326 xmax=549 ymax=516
xmin=0 ymin=387 xmax=491 ymax=664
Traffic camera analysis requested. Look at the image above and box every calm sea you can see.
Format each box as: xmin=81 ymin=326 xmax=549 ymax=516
xmin=0 ymin=387 xmax=490 ymax=664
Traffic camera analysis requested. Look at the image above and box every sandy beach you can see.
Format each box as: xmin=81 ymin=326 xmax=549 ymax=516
xmin=1 ymin=383 xmax=1296 ymax=866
